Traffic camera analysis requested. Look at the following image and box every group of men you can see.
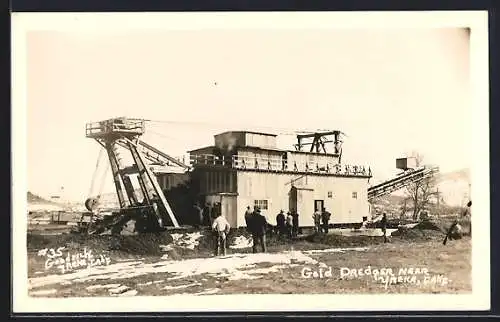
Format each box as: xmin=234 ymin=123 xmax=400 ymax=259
xmin=211 ymin=199 xmax=472 ymax=256
xmin=193 ymin=202 xmax=221 ymax=228
xmin=210 ymin=205 xmax=335 ymax=256
xmin=210 ymin=205 xmax=270 ymax=256
xmin=275 ymin=209 xmax=300 ymax=239
xmin=312 ymin=208 xmax=332 ymax=234
xmin=275 ymin=207 xmax=333 ymax=238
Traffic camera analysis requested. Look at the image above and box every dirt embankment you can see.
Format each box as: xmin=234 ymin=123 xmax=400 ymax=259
xmin=305 ymin=220 xmax=454 ymax=246
xmin=304 ymin=233 xmax=385 ymax=247
xmin=27 ymin=218 xmax=461 ymax=258
xmin=390 ymin=220 xmax=444 ymax=239
xmin=27 ymin=232 xmax=174 ymax=256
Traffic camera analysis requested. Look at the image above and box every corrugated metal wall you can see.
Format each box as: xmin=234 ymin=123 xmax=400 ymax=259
xmin=156 ymin=173 xmax=190 ymax=191
xmin=196 ymin=169 xmax=237 ymax=194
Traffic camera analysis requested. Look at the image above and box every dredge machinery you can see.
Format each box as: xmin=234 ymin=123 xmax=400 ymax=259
xmin=76 ymin=117 xmax=441 ymax=235
xmin=367 ymin=165 xmax=440 ymax=201
xmin=77 ymin=117 xmax=189 ymax=235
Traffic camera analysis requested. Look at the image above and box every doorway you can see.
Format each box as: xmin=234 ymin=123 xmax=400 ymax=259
xmin=314 ymin=199 xmax=324 ymax=212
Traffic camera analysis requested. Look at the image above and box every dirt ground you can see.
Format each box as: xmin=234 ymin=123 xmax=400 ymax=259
xmin=27 ymin=219 xmax=471 ymax=297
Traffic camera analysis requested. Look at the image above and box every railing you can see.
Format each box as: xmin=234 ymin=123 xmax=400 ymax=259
xmin=189 ymin=154 xmax=371 ymax=177
xmin=86 ymin=118 xmax=145 ymax=137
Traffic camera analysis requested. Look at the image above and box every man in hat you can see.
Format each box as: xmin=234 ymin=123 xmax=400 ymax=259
xmin=463 ymin=201 xmax=472 ymax=236
xmin=313 ymin=208 xmax=322 ymax=233
xmin=276 ymin=210 xmax=286 ymax=238
xmin=244 ymin=206 xmax=253 ymax=232
xmin=250 ymin=208 xmax=268 ymax=253
xmin=291 ymin=209 xmax=300 ymax=237
xmin=286 ymin=211 xmax=293 ymax=239
xmin=380 ymin=213 xmax=388 ymax=243
xmin=193 ymin=202 xmax=203 ymax=228
xmin=321 ymin=207 xmax=331 ymax=234
xmin=212 ymin=212 xmax=231 ymax=256
xmin=202 ymin=203 xmax=211 ymax=226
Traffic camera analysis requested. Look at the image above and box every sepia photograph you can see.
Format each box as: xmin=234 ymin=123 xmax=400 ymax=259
xmin=12 ymin=11 xmax=490 ymax=313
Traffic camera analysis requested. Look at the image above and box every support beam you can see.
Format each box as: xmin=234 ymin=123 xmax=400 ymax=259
xmin=127 ymin=139 xmax=180 ymax=228
xmin=295 ymin=131 xmax=338 ymax=153
xmin=121 ymin=175 xmax=139 ymax=205
xmin=121 ymin=165 xmax=139 ymax=175
xmin=105 ymin=142 xmax=127 ymax=209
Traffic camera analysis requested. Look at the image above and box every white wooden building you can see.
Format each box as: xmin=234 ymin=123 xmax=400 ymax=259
xmin=167 ymin=130 xmax=372 ymax=228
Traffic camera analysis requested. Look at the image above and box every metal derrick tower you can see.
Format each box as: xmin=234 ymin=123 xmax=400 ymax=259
xmin=85 ymin=117 xmax=188 ymax=233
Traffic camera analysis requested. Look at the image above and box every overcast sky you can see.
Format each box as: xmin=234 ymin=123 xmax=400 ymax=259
xmin=26 ymin=27 xmax=471 ymax=202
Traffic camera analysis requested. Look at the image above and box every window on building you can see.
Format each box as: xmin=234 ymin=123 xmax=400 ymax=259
xmin=328 ymin=191 xmax=333 ymax=198
xmin=352 ymin=192 xmax=358 ymax=199
xmin=254 ymin=199 xmax=268 ymax=210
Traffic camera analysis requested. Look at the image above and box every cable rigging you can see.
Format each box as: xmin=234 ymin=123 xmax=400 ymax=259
xmin=143 ymin=118 xmax=345 ymax=137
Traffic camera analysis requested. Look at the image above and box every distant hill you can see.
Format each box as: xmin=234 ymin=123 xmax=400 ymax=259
xmin=27 ymin=191 xmax=68 ymax=212
xmin=27 ymin=191 xmax=54 ymax=203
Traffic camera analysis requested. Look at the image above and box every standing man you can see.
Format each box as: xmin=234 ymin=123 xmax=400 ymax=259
xmin=209 ymin=202 xmax=219 ymax=227
xmin=276 ymin=210 xmax=286 ymax=238
xmin=212 ymin=212 xmax=231 ymax=256
xmin=321 ymin=207 xmax=331 ymax=234
xmin=245 ymin=206 xmax=254 ymax=233
xmin=286 ymin=211 xmax=293 ymax=239
xmin=313 ymin=208 xmax=322 ymax=233
xmin=250 ymin=208 xmax=268 ymax=253
xmin=193 ymin=203 xmax=203 ymax=228
xmin=291 ymin=209 xmax=300 ymax=237
xmin=202 ymin=203 xmax=211 ymax=227
xmin=380 ymin=213 xmax=388 ymax=243
xmin=463 ymin=200 xmax=472 ymax=236
xmin=208 ymin=203 xmax=217 ymax=226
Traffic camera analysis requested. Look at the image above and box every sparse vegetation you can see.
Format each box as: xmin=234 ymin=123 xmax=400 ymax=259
xmin=27 ymin=214 xmax=470 ymax=297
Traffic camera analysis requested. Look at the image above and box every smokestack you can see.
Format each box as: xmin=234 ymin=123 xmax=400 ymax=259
xmin=226 ymin=137 xmax=237 ymax=152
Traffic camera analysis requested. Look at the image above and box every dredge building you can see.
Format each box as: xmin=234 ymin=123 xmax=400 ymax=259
xmin=82 ymin=117 xmax=438 ymax=233
xmin=158 ymin=130 xmax=372 ymax=228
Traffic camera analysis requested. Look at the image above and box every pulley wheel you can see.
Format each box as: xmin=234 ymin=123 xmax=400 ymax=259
xmin=85 ymin=197 xmax=99 ymax=212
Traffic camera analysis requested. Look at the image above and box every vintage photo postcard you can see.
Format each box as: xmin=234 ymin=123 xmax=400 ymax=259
xmin=12 ymin=11 xmax=490 ymax=313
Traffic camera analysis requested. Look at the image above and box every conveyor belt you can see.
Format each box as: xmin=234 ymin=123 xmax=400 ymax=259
xmin=368 ymin=166 xmax=439 ymax=200
xmin=114 ymin=139 xmax=190 ymax=170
